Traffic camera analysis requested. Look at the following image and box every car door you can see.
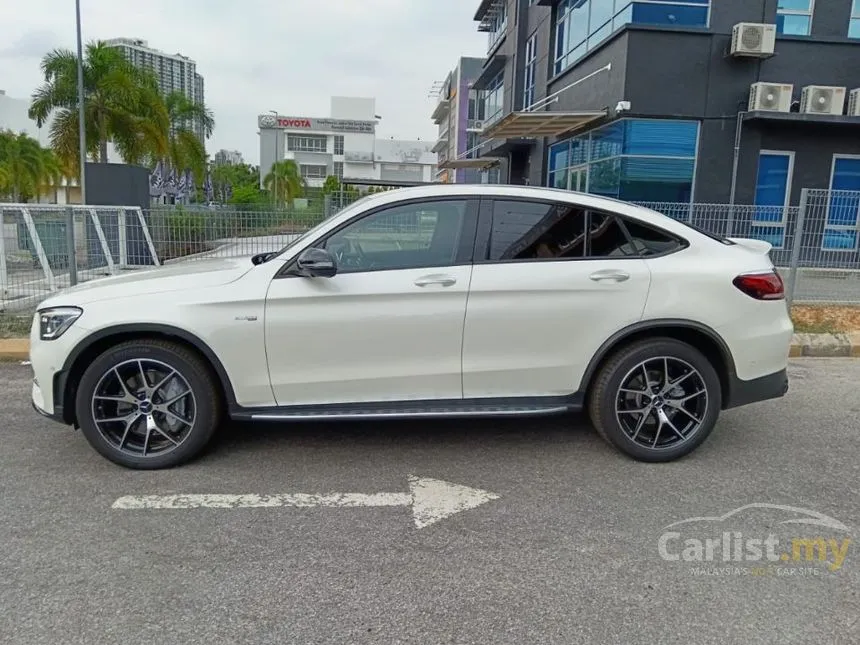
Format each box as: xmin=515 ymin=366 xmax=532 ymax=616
xmin=461 ymin=197 xmax=652 ymax=400
xmin=264 ymin=197 xmax=478 ymax=407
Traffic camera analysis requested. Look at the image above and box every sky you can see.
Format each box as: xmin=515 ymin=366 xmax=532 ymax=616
xmin=0 ymin=0 xmax=488 ymax=165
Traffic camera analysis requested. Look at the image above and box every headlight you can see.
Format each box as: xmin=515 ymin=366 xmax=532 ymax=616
xmin=38 ymin=307 xmax=82 ymax=341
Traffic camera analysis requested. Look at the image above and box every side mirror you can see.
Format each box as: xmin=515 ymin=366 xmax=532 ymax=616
xmin=295 ymin=247 xmax=337 ymax=278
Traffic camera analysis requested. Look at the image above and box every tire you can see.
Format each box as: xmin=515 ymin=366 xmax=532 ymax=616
xmin=75 ymin=339 xmax=222 ymax=469
xmin=587 ymin=338 xmax=722 ymax=463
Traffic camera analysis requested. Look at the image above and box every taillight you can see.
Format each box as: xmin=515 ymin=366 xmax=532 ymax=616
xmin=733 ymin=271 xmax=785 ymax=300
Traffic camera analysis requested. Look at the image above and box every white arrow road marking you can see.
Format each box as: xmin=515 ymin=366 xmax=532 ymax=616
xmin=111 ymin=475 xmax=500 ymax=529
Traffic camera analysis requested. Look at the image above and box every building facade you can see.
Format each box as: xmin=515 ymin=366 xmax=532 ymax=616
xmin=0 ymin=90 xmax=53 ymax=146
xmin=213 ymin=149 xmax=244 ymax=166
xmin=431 ymin=57 xmax=490 ymax=184
xmin=258 ymin=97 xmax=437 ymax=189
xmin=467 ymin=0 xmax=860 ymax=248
xmin=105 ymin=38 xmax=206 ymax=142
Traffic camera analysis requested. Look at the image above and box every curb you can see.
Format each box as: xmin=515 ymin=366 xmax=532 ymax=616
xmin=0 ymin=339 xmax=30 ymax=361
xmin=789 ymin=332 xmax=860 ymax=358
xmin=2 ymin=333 xmax=860 ymax=362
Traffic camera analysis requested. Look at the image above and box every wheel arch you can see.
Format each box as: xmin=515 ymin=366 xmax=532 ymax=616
xmin=579 ymin=319 xmax=737 ymax=409
xmin=57 ymin=324 xmax=237 ymax=426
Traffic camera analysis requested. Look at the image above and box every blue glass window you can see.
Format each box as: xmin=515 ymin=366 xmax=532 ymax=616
xmin=590 ymin=122 xmax=624 ymax=161
xmin=754 ymin=153 xmax=791 ymax=212
xmin=486 ymin=1 xmax=508 ymax=52
xmin=546 ymin=118 xmax=699 ymax=204
xmin=630 ymin=2 xmax=709 ymax=27
xmin=619 ymin=158 xmax=695 ymax=202
xmin=554 ymin=1 xmax=709 ymax=76
xmin=549 ymin=141 xmax=570 ymax=174
xmin=752 ymin=152 xmax=792 ymax=247
xmin=523 ymin=34 xmax=537 ymax=109
xmin=776 ymin=0 xmax=813 ymax=36
xmin=483 ymin=71 xmax=505 ymax=126
xmin=623 ymin=120 xmax=698 ymax=157
xmin=589 ymin=158 xmax=621 ymax=198
xmin=850 ymin=0 xmax=860 ymax=38
xmin=825 ymin=157 xmax=860 ymax=250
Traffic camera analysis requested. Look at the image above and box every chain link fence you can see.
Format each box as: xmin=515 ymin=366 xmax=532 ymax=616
xmin=1 ymin=188 xmax=859 ymax=321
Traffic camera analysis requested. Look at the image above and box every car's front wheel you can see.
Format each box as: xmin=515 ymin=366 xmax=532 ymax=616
xmin=75 ymin=339 xmax=222 ymax=469
xmin=588 ymin=338 xmax=722 ymax=462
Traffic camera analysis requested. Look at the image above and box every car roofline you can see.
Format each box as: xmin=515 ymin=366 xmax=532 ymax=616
xmin=348 ymin=184 xmax=719 ymax=246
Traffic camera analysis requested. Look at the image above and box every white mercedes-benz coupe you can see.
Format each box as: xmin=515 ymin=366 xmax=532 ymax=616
xmin=30 ymin=185 xmax=792 ymax=469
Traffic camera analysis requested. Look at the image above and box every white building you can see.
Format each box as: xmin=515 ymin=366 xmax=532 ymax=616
xmin=0 ymin=90 xmax=53 ymax=144
xmin=0 ymin=90 xmax=83 ymax=203
xmin=105 ymin=38 xmax=206 ymax=141
xmin=213 ymin=149 xmax=244 ymax=166
xmin=258 ymin=97 xmax=437 ymax=189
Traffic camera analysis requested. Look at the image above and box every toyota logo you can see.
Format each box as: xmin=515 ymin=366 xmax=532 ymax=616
xmin=259 ymin=115 xmax=277 ymax=127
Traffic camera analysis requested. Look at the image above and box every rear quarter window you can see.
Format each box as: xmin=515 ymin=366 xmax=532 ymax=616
xmin=619 ymin=219 xmax=688 ymax=256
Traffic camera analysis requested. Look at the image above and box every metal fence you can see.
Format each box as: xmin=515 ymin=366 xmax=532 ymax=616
xmin=1 ymin=188 xmax=859 ymax=318
xmin=638 ymin=190 xmax=860 ymax=306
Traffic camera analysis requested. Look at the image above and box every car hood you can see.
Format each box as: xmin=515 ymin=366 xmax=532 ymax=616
xmin=38 ymin=257 xmax=255 ymax=307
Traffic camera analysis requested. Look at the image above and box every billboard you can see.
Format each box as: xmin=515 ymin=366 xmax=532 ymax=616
xmin=258 ymin=114 xmax=376 ymax=134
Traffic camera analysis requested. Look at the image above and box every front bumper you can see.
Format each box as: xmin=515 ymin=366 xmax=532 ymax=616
xmin=724 ymin=368 xmax=789 ymax=410
xmin=29 ymin=318 xmax=88 ymax=427
xmin=31 ymin=378 xmax=67 ymax=424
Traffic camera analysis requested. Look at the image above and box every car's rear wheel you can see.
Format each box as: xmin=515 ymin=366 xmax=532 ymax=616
xmin=588 ymin=338 xmax=722 ymax=462
xmin=75 ymin=339 xmax=221 ymax=469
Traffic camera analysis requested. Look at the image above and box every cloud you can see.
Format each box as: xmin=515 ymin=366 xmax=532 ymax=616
xmin=0 ymin=29 xmax=63 ymax=59
xmin=0 ymin=0 xmax=487 ymax=164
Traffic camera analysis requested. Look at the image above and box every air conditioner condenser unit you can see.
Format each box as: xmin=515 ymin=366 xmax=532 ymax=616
xmin=800 ymin=85 xmax=847 ymax=116
xmin=749 ymin=82 xmax=793 ymax=112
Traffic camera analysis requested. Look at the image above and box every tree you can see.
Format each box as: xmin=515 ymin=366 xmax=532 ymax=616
xmin=228 ymin=185 xmax=266 ymax=206
xmin=322 ymin=175 xmax=341 ymax=195
xmin=264 ymin=160 xmax=306 ymax=207
xmin=212 ymin=162 xmax=259 ymax=193
xmin=28 ymin=41 xmax=169 ymax=172
xmin=164 ymin=91 xmax=215 ymax=181
xmin=0 ymin=130 xmax=63 ymax=202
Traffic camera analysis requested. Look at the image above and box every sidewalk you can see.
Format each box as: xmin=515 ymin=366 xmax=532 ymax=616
xmin=2 ymin=334 xmax=859 ymax=362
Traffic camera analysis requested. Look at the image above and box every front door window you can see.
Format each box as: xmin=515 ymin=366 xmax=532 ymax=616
xmin=321 ymin=200 xmax=468 ymax=273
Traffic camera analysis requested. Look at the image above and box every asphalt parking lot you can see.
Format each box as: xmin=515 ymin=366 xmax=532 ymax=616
xmin=2 ymin=359 xmax=858 ymax=645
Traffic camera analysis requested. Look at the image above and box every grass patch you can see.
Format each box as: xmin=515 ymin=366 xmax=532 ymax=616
xmin=0 ymin=315 xmax=32 ymax=339
xmin=791 ymin=305 xmax=860 ymax=334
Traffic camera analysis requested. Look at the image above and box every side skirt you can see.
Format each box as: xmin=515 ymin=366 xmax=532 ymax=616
xmin=229 ymin=394 xmax=584 ymax=422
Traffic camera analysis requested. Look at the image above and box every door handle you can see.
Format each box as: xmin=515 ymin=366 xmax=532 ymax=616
xmin=589 ymin=269 xmax=630 ymax=283
xmin=414 ymin=274 xmax=457 ymax=287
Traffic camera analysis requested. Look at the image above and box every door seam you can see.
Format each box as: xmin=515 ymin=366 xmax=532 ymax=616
xmin=459 ymin=264 xmax=476 ymax=399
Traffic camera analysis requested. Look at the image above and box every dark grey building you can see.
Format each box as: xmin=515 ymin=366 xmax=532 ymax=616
xmin=467 ymin=0 xmax=860 ymax=250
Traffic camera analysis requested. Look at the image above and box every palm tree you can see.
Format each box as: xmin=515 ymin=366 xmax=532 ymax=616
xmin=264 ymin=160 xmax=306 ymax=207
xmin=163 ymin=91 xmax=215 ymax=181
xmin=28 ymin=41 xmax=169 ymax=172
xmin=0 ymin=130 xmax=62 ymax=202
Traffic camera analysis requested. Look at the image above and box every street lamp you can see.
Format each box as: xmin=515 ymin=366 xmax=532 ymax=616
xmin=269 ymin=109 xmax=278 ymax=205
xmin=75 ymin=0 xmax=87 ymax=203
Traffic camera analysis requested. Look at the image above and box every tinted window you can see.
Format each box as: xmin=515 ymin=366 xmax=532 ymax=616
xmin=322 ymin=200 xmax=467 ymax=272
xmin=620 ymin=219 xmax=684 ymax=256
xmin=588 ymin=212 xmax=638 ymax=257
xmin=489 ymin=200 xmax=586 ymax=260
